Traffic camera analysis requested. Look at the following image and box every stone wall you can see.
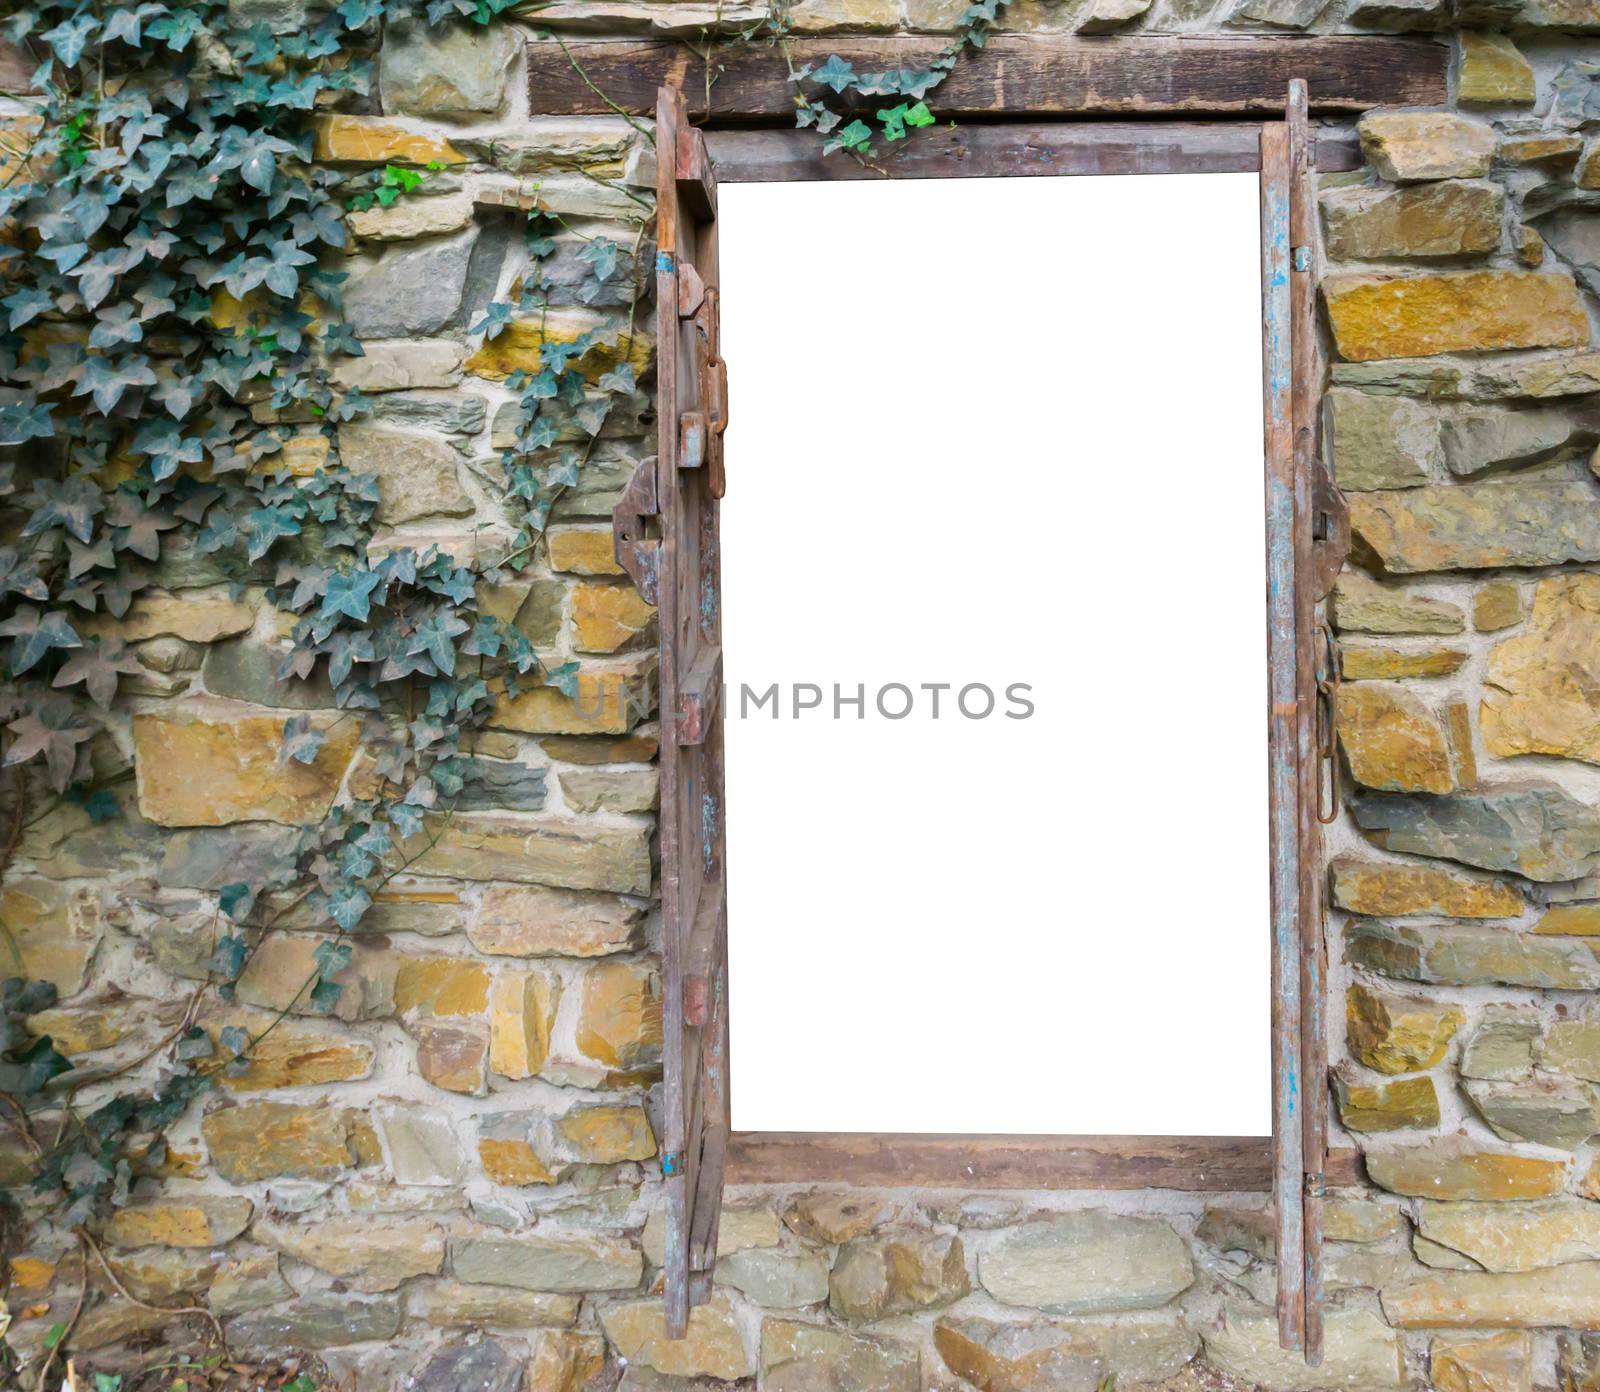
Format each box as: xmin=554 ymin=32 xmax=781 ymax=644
xmin=3 ymin=1 xmax=1600 ymax=1389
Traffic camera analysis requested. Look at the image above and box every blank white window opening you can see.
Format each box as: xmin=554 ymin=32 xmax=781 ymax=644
xmin=720 ymin=171 xmax=1269 ymax=1136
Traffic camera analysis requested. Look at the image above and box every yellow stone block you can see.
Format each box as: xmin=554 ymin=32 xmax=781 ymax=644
xmin=1336 ymin=683 xmax=1456 ymax=794
xmin=1431 ymin=1331 xmax=1532 ymax=1392
xmin=1483 ymin=574 xmax=1600 ymax=767
xmin=555 ymin=1104 xmax=656 ymax=1162
xmin=548 ymin=526 xmax=625 ymax=576
xmin=488 ymin=969 xmax=558 ymax=1080
xmin=572 ymin=581 xmax=656 ymax=653
xmin=1474 ymin=580 xmax=1525 ymax=632
xmin=104 ymin=1197 xmax=253 ymax=1249
xmin=1339 ymin=646 xmax=1466 ymax=680
xmin=1581 ymin=141 xmax=1600 ymax=191
xmin=480 ymin=1135 xmax=558 ymax=1186
xmin=1457 ymin=32 xmax=1536 ymax=106
xmin=0 ymin=881 xmax=98 ymax=995
xmin=1535 ymin=904 xmax=1600 ymax=936
xmin=312 ymin=115 xmax=464 ymax=165
xmin=464 ymin=308 xmax=653 ymax=385
xmin=394 ymin=957 xmax=491 ymax=1017
xmin=575 ymin=960 xmax=662 ymax=1071
xmin=1347 ymin=982 xmax=1463 ymax=1074
xmin=1323 ymin=271 xmax=1590 ymax=363
xmin=1333 ymin=1070 xmax=1440 ymax=1133
xmin=491 ymin=660 xmax=656 ymax=736
xmin=133 ymin=705 xmax=359 ymax=827
xmin=1330 ymin=860 xmax=1522 ymax=919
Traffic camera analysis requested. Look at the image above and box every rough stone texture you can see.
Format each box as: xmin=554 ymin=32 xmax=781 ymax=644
xmin=1364 ymin=1140 xmax=1567 ymax=1201
xmin=1542 ymin=1014 xmax=1600 ymax=1079
xmin=1326 ymin=389 xmax=1439 ymax=493
xmin=104 ymin=1197 xmax=253 ymax=1249
xmin=380 ymin=19 xmax=517 ymax=115
xmin=1383 ymin=1263 xmax=1600 ymax=1329
xmin=255 ymin=1216 xmax=444 ymax=1292
xmin=464 ymin=309 xmax=654 ymax=384
xmin=411 ymin=1338 xmax=525 ymax=1392
xmin=414 ymin=1021 xmax=489 ymax=1093
xmin=572 ymin=582 xmax=657 ymax=653
xmin=1333 ymin=1068 xmax=1440 ymax=1131
xmin=761 ymin=1319 xmax=919 ymax=1392
xmin=1358 ymin=112 xmax=1496 ymax=182
xmin=601 ymin=1296 xmax=755 ymax=1380
xmin=1347 ymin=782 xmax=1600 ymax=881
xmin=717 ymin=1247 xmax=830 ymax=1308
xmin=452 ymin=1231 xmax=642 ymax=1292
xmin=1419 ymin=1199 xmax=1600 ymax=1272
xmin=332 ymin=339 xmax=464 ymax=392
xmin=209 ymin=1253 xmax=294 ymax=1316
xmin=1440 ymin=406 xmax=1584 ymax=476
xmin=1350 ymin=483 xmax=1600 ymax=576
xmin=343 ymin=229 xmax=480 ymax=339
xmin=1322 ymin=182 xmax=1503 ymax=263
xmin=783 ymin=1191 xmax=894 ymax=1245
xmin=1336 ymin=683 xmax=1456 ymax=793
xmin=1431 ymin=1331 xmax=1533 ymax=1392
xmin=312 ymin=114 xmax=463 ymax=165
xmin=1078 ymin=0 xmax=1153 ymax=28
xmin=934 ymin=1313 xmax=1198 ymax=1390
xmin=105 ymin=593 xmax=256 ymax=644
xmin=553 ymin=1103 xmax=655 ymax=1162
xmin=1347 ymin=982 xmax=1464 ymax=1073
xmin=337 ymin=423 xmax=471 ymax=524
xmin=1333 ymin=350 xmax=1600 ymax=401
xmin=490 ymin=661 xmax=656 ymax=738
xmin=1458 ymin=32 xmax=1537 ymax=104
xmin=348 ymin=194 xmax=474 ymax=241
xmin=202 ymin=1101 xmax=373 ymax=1183
xmin=1541 ymin=207 xmax=1600 ymax=300
xmin=417 ymin=1282 xmax=581 ymax=1328
xmin=1475 ymin=580 xmax=1526 ymax=632
xmin=1464 ymin=1076 xmax=1598 ymax=1149
xmin=830 ymin=1230 xmax=970 ymax=1320
xmin=1345 ymin=918 xmax=1600 ymax=989
xmin=1204 ymin=1304 xmax=1404 ymax=1390
xmin=133 ymin=704 xmax=359 ymax=826
xmin=978 ymin=1214 xmax=1192 ymax=1315
xmin=1331 ymin=571 xmax=1464 ymax=633
xmin=1330 ymin=859 xmax=1521 ymax=918
xmin=548 ymin=526 xmax=626 ymax=576
xmin=411 ymin=813 xmax=653 ymax=894
xmin=574 ymin=959 xmax=663 ymax=1071
xmin=488 ymin=967 xmax=558 ymax=1079
xmin=1482 ymin=574 xmax=1600 ymax=766
xmin=228 ymin=1291 xmax=404 ymax=1349
xmin=1461 ymin=1006 xmax=1543 ymax=1080
xmin=559 ymin=768 xmax=659 ymax=814
xmin=644 ymin=1205 xmax=783 ymax=1266
xmin=1323 ymin=271 xmax=1589 ymax=363
xmin=470 ymin=882 xmax=642 ymax=956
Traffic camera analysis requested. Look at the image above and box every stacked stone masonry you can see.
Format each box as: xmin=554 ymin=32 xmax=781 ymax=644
xmin=4 ymin=0 xmax=1600 ymax=1386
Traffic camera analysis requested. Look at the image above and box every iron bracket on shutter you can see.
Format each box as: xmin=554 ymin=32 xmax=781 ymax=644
xmin=1310 ymin=455 xmax=1349 ymax=601
xmin=612 ymin=454 xmax=661 ymax=605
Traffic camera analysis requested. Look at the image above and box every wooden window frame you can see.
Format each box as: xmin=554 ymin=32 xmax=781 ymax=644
xmin=600 ymin=61 xmax=1383 ymax=1350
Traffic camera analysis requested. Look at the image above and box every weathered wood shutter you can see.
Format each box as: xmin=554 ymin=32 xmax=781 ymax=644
xmin=1261 ymin=80 xmax=1349 ymax=1363
xmin=613 ymin=83 xmax=729 ymax=1339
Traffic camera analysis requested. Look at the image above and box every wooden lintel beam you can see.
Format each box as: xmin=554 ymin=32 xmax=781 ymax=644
xmin=706 ymin=123 xmax=1363 ymax=181
xmin=725 ymin=1133 xmax=1364 ymax=1192
xmin=527 ymin=35 xmax=1447 ymax=119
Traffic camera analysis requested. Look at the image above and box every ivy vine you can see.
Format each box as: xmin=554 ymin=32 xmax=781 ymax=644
xmin=0 ymin=0 xmax=1000 ymax=1375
